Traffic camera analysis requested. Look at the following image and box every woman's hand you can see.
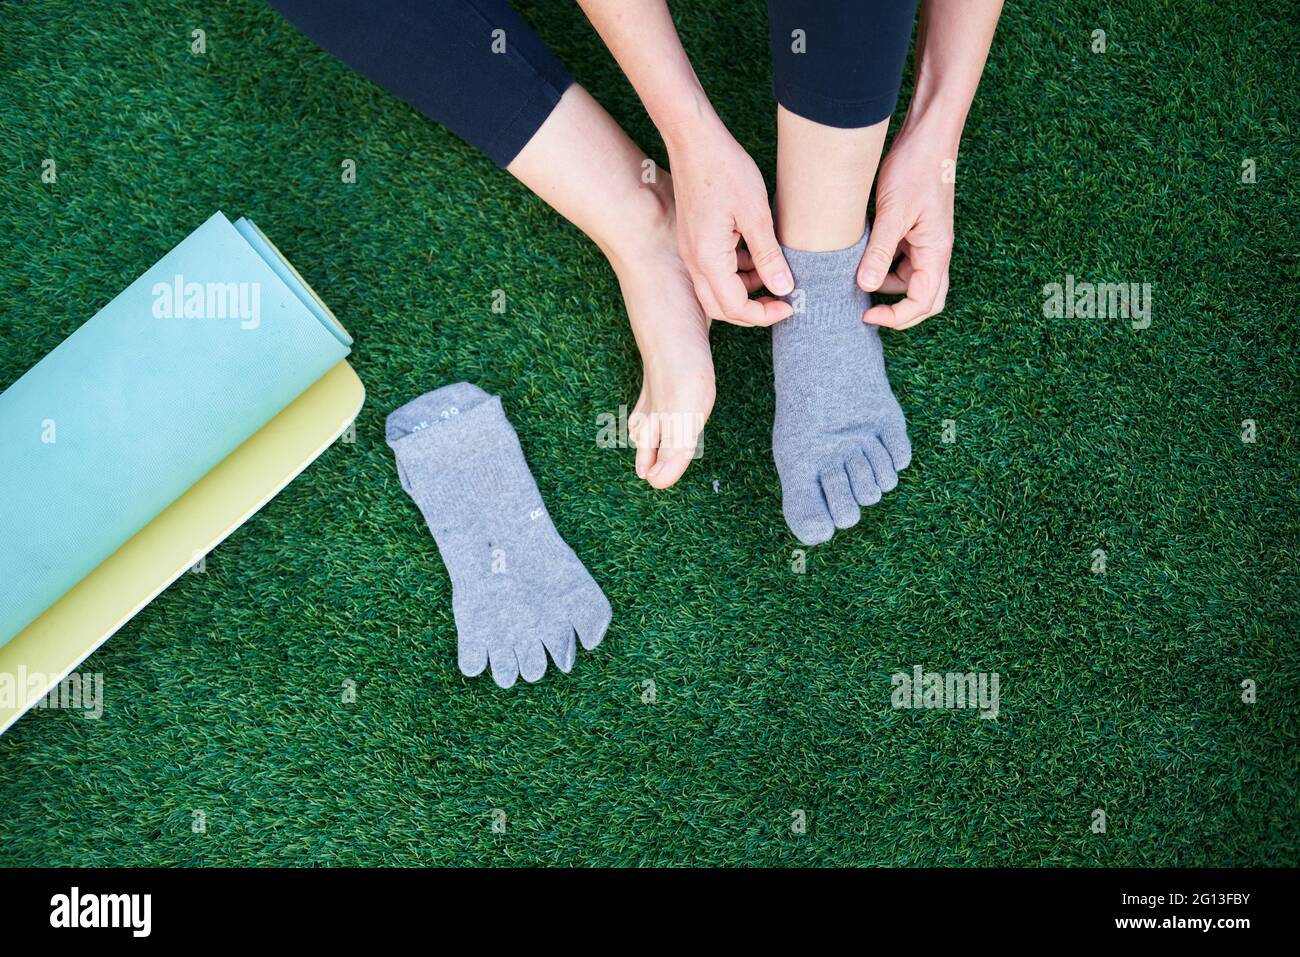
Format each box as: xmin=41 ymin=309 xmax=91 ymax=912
xmin=665 ymin=116 xmax=794 ymax=327
xmin=855 ymin=0 xmax=1005 ymax=330
xmin=856 ymin=127 xmax=956 ymax=330
xmin=576 ymin=0 xmax=793 ymax=326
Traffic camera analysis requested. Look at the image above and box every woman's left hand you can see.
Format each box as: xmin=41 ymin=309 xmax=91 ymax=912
xmin=856 ymin=129 xmax=957 ymax=330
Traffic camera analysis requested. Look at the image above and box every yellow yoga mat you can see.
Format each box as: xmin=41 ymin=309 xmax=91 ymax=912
xmin=0 ymin=362 xmax=364 ymax=734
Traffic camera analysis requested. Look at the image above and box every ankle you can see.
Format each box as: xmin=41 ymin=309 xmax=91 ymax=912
xmin=598 ymin=172 xmax=676 ymax=268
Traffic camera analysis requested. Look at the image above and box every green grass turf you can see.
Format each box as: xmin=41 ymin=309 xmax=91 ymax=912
xmin=0 ymin=0 xmax=1296 ymax=866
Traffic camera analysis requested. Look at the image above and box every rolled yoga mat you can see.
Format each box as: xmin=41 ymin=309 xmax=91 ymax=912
xmin=0 ymin=211 xmax=353 ymax=647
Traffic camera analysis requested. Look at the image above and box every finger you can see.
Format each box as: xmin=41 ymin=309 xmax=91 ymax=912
xmin=858 ymin=215 xmax=907 ymax=291
xmin=894 ymin=266 xmax=949 ymax=329
xmin=739 ymin=270 xmax=765 ymax=295
xmin=876 ymin=254 xmax=912 ymax=295
xmin=750 ymin=295 xmax=794 ymax=325
xmin=745 ymin=295 xmax=796 ymax=326
xmin=876 ymin=272 xmax=909 ymax=295
xmin=736 ymin=248 xmax=754 ymax=272
xmin=711 ymin=271 xmax=790 ymax=327
xmin=691 ymin=272 xmax=726 ymax=323
xmin=738 ymin=209 xmax=794 ymax=295
xmin=931 ymin=271 xmax=950 ymax=315
xmin=863 ymin=266 xmax=941 ymax=329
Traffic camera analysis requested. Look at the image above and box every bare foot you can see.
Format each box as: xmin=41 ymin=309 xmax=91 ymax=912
xmin=605 ymin=176 xmax=715 ymax=490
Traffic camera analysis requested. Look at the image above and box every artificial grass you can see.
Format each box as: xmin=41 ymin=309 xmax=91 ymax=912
xmin=0 ymin=0 xmax=1295 ymax=866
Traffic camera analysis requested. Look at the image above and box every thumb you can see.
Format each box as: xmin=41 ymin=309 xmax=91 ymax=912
xmin=858 ymin=215 xmax=906 ymax=291
xmin=740 ymin=211 xmax=794 ymax=296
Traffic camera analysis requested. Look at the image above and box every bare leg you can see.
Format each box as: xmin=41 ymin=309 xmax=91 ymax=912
xmin=507 ymin=85 xmax=712 ymax=489
xmin=774 ymin=105 xmax=889 ymax=251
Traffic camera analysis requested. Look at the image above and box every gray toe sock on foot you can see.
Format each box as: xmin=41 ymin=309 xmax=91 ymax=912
xmin=386 ymin=384 xmax=611 ymax=688
xmin=772 ymin=227 xmax=912 ymax=546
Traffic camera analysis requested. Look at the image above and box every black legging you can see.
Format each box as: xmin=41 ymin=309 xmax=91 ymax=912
xmin=268 ymin=0 xmax=918 ymax=168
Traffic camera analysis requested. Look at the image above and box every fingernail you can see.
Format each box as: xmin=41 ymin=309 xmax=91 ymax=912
xmin=772 ymin=271 xmax=793 ymax=294
xmin=862 ymin=270 xmax=882 ymax=288
xmin=648 ymin=463 xmax=662 ymax=478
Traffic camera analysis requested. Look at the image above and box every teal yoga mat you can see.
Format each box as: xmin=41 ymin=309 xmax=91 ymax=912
xmin=0 ymin=212 xmax=352 ymax=647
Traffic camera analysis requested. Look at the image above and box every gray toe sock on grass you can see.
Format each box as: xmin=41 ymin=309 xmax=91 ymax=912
xmin=772 ymin=228 xmax=912 ymax=546
xmin=386 ymin=383 xmax=611 ymax=688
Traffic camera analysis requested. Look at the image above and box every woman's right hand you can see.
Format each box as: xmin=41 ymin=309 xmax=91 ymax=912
xmin=665 ymin=116 xmax=795 ymax=327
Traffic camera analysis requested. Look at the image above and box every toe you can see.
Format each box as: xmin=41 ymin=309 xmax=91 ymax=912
xmin=515 ymin=636 xmax=548 ymax=683
xmin=487 ymin=641 xmax=519 ymax=689
xmin=630 ymin=405 xmax=660 ymax=481
xmin=540 ymin=623 xmax=577 ymax=673
xmin=880 ymin=424 xmax=912 ymax=471
xmin=863 ymin=436 xmax=899 ymax=493
xmin=783 ymin=482 xmax=835 ymax=546
xmin=846 ymin=449 xmax=882 ymax=506
xmin=819 ymin=466 xmax=861 ymax=530
xmin=646 ymin=409 xmax=705 ymax=489
xmin=635 ymin=443 xmax=658 ymax=482
xmin=458 ymin=634 xmax=489 ymax=678
xmin=571 ymin=591 xmax=612 ymax=652
xmin=646 ymin=447 xmax=694 ymax=489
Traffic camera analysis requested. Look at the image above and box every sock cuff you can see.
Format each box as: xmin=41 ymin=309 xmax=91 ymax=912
xmin=386 ymin=384 xmax=534 ymax=493
xmin=779 ymin=227 xmax=870 ymax=281
xmin=386 ymin=383 xmax=514 ymax=463
xmin=777 ymin=228 xmax=872 ymax=333
xmin=386 ymin=382 xmax=494 ymax=444
xmin=387 ymin=383 xmax=548 ymax=534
